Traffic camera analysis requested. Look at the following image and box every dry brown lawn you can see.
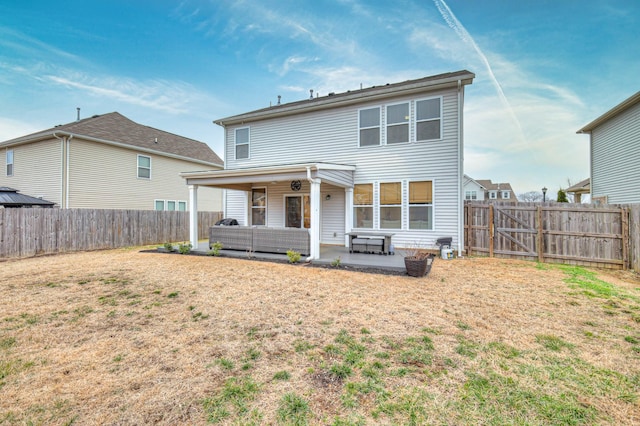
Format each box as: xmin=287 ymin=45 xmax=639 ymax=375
xmin=1 ymin=248 xmax=639 ymax=425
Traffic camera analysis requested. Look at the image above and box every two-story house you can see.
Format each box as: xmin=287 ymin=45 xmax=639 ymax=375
xmin=182 ymin=70 xmax=475 ymax=259
xmin=577 ymin=91 xmax=640 ymax=204
xmin=475 ymin=179 xmax=517 ymax=203
xmin=1 ymin=112 xmax=223 ymax=211
xmin=462 ymin=175 xmax=486 ymax=201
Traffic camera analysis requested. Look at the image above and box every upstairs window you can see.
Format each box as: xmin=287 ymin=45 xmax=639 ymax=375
xmin=167 ymin=201 xmax=176 ymax=211
xmin=354 ymin=183 xmax=373 ymax=228
xmin=501 ymin=191 xmax=510 ymax=199
xmin=380 ymin=182 xmax=402 ymax=229
xmin=137 ymin=155 xmax=151 ymax=179
xmin=416 ymin=98 xmax=441 ymax=141
xmin=465 ymin=190 xmax=477 ymax=200
xmin=359 ymin=107 xmax=380 ymax=147
xmin=154 ymin=200 xmax=165 ymax=211
xmin=6 ymin=149 xmax=13 ymax=176
xmin=235 ymin=127 xmax=250 ymax=160
xmin=489 ymin=191 xmax=497 ymax=199
xmin=409 ymin=181 xmax=433 ymax=230
xmin=178 ymin=201 xmax=187 ymax=211
xmin=386 ymin=103 xmax=409 ymax=144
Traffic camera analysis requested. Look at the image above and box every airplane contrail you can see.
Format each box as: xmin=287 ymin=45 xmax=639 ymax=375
xmin=433 ymin=0 xmax=526 ymax=144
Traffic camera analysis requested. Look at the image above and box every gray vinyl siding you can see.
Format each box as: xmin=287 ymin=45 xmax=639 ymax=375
xmin=67 ymin=139 xmax=221 ymax=210
xmin=591 ymin=102 xmax=640 ymax=204
xmin=224 ymin=87 xmax=462 ymax=249
xmin=0 ymin=139 xmax=62 ymax=205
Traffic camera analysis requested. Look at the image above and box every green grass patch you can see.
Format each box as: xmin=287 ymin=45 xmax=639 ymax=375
xmin=535 ymin=334 xmax=574 ymax=352
xmin=202 ymin=376 xmax=260 ymax=423
xmin=277 ymin=393 xmax=311 ymax=425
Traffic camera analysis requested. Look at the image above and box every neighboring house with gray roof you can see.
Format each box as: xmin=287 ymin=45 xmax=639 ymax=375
xmin=0 ymin=112 xmax=223 ymax=211
xmin=475 ymin=179 xmax=517 ymax=203
xmin=577 ymin=91 xmax=640 ymax=204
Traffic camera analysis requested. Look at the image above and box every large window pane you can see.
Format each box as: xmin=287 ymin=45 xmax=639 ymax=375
xmin=359 ymin=108 xmax=380 ymax=127
xmin=409 ymin=206 xmax=432 ymax=229
xmin=380 ymin=207 xmax=401 ymax=229
xmin=416 ymin=121 xmax=440 ymax=141
xmin=252 ymin=209 xmax=265 ymax=226
xmin=354 ymin=207 xmax=373 ymax=228
xmin=416 ymin=99 xmax=440 ymax=120
xmin=387 ymin=103 xmax=409 ymax=124
xmin=354 ymin=184 xmax=373 ymax=205
xmin=380 ymin=182 xmax=401 ymax=205
xmin=387 ymin=124 xmax=408 ymax=144
xmin=235 ymin=128 xmax=249 ymax=159
xmin=409 ymin=181 xmax=432 ymax=203
xmin=360 ymin=128 xmax=380 ymax=146
xmin=236 ymin=144 xmax=249 ymax=159
xmin=155 ymin=200 xmax=164 ymax=211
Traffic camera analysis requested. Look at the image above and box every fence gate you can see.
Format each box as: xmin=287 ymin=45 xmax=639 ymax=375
xmin=491 ymin=205 xmax=539 ymax=260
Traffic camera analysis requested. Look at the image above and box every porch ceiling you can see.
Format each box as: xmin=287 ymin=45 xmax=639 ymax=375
xmin=180 ymin=162 xmax=355 ymax=190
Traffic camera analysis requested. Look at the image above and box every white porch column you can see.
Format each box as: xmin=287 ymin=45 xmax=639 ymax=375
xmin=189 ymin=185 xmax=198 ymax=248
xmin=344 ymin=187 xmax=353 ymax=247
xmin=309 ymin=178 xmax=321 ymax=260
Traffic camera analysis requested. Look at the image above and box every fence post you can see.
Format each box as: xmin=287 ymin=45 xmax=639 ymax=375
xmin=489 ymin=204 xmax=494 ymax=258
xmin=537 ymin=206 xmax=544 ymax=264
xmin=621 ymin=207 xmax=629 ymax=270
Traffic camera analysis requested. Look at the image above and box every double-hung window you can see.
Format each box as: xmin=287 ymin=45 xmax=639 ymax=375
xmin=386 ymin=103 xmax=409 ymax=144
xmin=6 ymin=149 xmax=13 ymax=176
xmin=137 ymin=155 xmax=151 ymax=179
xmin=380 ymin=182 xmax=402 ymax=229
xmin=359 ymin=107 xmax=380 ymax=147
xmin=465 ymin=190 xmax=477 ymax=200
xmin=416 ymin=98 xmax=441 ymax=141
xmin=501 ymin=191 xmax=510 ymax=199
xmin=409 ymin=181 xmax=433 ymax=230
xmin=489 ymin=191 xmax=497 ymax=199
xmin=235 ymin=127 xmax=250 ymax=160
xmin=252 ymin=188 xmax=266 ymax=226
xmin=353 ymin=184 xmax=373 ymax=228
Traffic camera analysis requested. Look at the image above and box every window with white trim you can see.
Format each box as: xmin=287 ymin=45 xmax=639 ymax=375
xmin=178 ymin=201 xmax=187 ymax=211
xmin=409 ymin=180 xmax=433 ymax=230
xmin=353 ymin=183 xmax=373 ymax=228
xmin=235 ymin=127 xmax=250 ymax=160
xmin=167 ymin=201 xmax=176 ymax=211
xmin=154 ymin=200 xmax=165 ymax=210
xmin=380 ymin=182 xmax=402 ymax=229
xmin=501 ymin=191 xmax=510 ymax=199
xmin=489 ymin=191 xmax=497 ymax=199
xmin=415 ymin=97 xmax=441 ymax=141
xmin=6 ymin=149 xmax=13 ymax=176
xmin=359 ymin=107 xmax=380 ymax=147
xmin=465 ymin=190 xmax=477 ymax=200
xmin=137 ymin=155 xmax=151 ymax=179
xmin=252 ymin=188 xmax=266 ymax=226
xmin=386 ymin=103 xmax=409 ymax=144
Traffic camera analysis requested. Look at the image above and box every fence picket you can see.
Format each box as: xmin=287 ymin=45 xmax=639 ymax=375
xmin=0 ymin=209 xmax=222 ymax=259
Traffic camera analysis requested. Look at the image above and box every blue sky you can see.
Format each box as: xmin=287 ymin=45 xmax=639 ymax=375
xmin=1 ymin=0 xmax=638 ymax=196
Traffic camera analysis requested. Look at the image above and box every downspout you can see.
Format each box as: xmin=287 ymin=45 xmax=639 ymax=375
xmin=306 ymin=166 xmax=321 ymax=262
xmin=457 ymin=80 xmax=464 ymax=257
xmin=53 ymin=132 xmax=72 ymax=208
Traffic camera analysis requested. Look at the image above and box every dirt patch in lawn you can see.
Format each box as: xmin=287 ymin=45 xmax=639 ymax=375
xmin=1 ymin=249 xmax=639 ymax=425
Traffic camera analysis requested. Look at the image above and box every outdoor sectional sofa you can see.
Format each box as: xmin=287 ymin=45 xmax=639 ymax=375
xmin=209 ymin=225 xmax=310 ymax=256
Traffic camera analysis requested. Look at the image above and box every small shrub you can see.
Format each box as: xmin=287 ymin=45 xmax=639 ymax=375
xmin=208 ymin=241 xmax=223 ymax=256
xmin=331 ymin=256 xmax=342 ymax=267
xmin=178 ymin=242 xmax=192 ymax=254
xmin=286 ymin=250 xmax=302 ymax=264
xmin=163 ymin=242 xmax=175 ymax=252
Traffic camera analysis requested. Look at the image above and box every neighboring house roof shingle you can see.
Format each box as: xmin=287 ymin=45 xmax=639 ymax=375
xmin=577 ymin=91 xmax=640 ymax=134
xmin=0 ymin=187 xmax=55 ymax=207
xmin=1 ymin=112 xmax=223 ymax=167
xmin=476 ymin=180 xmax=515 ymax=192
xmin=215 ymin=70 xmax=475 ymax=126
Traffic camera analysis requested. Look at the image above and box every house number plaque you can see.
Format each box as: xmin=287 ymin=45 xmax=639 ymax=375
xmin=290 ymin=180 xmax=301 ymax=191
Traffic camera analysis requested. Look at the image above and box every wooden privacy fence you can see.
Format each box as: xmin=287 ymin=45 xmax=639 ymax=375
xmin=0 ymin=208 xmax=222 ymax=259
xmin=465 ymin=202 xmax=640 ymax=271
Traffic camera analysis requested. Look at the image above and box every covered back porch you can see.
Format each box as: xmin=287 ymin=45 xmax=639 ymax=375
xmin=181 ymin=163 xmax=357 ymax=260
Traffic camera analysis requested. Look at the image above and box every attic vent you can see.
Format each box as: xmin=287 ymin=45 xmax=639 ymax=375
xmin=309 ymin=89 xmax=313 ymax=99
xmin=277 ymin=95 xmax=281 ymax=105
xmin=92 ymin=114 xmax=99 ymax=118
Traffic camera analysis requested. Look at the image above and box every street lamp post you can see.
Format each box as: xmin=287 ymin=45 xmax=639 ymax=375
xmin=542 ymin=186 xmax=547 ymax=202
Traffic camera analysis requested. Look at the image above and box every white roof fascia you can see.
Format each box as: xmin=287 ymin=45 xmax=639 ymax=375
xmin=577 ymin=91 xmax=640 ymax=134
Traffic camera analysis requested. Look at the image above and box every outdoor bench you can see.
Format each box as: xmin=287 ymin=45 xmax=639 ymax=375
xmin=209 ymin=225 xmax=310 ymax=255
